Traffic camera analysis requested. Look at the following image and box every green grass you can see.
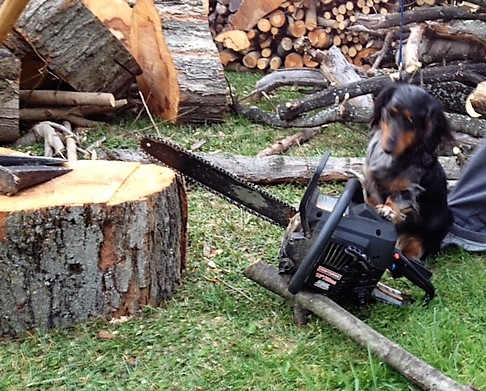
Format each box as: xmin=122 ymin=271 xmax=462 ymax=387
xmin=0 ymin=72 xmax=485 ymax=391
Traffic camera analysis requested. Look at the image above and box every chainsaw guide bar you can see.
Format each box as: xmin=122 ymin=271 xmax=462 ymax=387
xmin=140 ymin=136 xmax=297 ymax=228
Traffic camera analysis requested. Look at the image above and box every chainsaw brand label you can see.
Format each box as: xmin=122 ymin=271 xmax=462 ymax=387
xmin=315 ymin=272 xmax=337 ymax=285
xmin=316 ymin=265 xmax=342 ymax=280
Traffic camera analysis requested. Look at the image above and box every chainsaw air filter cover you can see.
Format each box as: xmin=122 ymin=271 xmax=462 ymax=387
xmin=303 ymin=202 xmax=397 ymax=304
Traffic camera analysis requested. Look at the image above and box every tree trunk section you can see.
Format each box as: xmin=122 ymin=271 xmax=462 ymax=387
xmin=105 ymin=149 xmax=463 ymax=185
xmin=0 ymin=160 xmax=188 ymax=338
xmin=130 ymin=0 xmax=228 ymax=124
xmin=11 ymin=0 xmax=141 ymax=98
xmin=0 ymin=49 xmax=19 ymax=143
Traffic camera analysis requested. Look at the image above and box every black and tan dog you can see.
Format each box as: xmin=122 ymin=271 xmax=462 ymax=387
xmin=363 ymin=83 xmax=453 ymax=260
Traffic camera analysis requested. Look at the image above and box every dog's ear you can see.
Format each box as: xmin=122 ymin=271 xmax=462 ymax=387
xmin=370 ymin=84 xmax=399 ymax=127
xmin=424 ymin=98 xmax=454 ymax=152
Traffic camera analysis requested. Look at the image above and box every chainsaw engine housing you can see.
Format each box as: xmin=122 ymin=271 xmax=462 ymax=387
xmin=279 ymin=153 xmax=397 ymax=306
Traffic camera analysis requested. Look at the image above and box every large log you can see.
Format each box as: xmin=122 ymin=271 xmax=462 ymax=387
xmin=0 ymin=160 xmax=188 ymax=338
xmin=129 ymin=0 xmax=228 ymax=124
xmin=6 ymin=0 xmax=141 ymax=98
xmin=0 ymin=48 xmax=19 ymax=143
xmin=105 ymin=149 xmax=463 ymax=185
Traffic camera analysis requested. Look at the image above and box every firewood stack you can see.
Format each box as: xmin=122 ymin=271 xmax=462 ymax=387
xmin=209 ymin=0 xmax=438 ymax=71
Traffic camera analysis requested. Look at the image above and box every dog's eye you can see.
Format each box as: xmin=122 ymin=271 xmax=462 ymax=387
xmin=388 ymin=106 xmax=399 ymax=117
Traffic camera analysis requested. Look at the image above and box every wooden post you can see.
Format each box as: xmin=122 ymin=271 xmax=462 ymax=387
xmin=0 ymin=160 xmax=188 ymax=338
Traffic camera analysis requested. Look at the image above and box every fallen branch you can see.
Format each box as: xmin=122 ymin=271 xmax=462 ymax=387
xmin=277 ymin=63 xmax=486 ymax=121
xmin=257 ymin=126 xmax=323 ymax=157
xmin=20 ymin=109 xmax=103 ymax=127
xmin=32 ymin=122 xmax=65 ymax=158
xmin=243 ymin=261 xmax=477 ymax=391
xmin=241 ymin=67 xmax=328 ymax=103
xmin=356 ymin=6 xmax=486 ymax=30
xmin=233 ymin=100 xmax=486 ymax=139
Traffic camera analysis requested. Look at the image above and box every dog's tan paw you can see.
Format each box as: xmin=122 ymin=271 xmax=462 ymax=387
xmin=375 ymin=204 xmax=405 ymax=222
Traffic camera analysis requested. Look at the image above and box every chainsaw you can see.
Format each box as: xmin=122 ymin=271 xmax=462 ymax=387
xmin=140 ymin=136 xmax=435 ymax=307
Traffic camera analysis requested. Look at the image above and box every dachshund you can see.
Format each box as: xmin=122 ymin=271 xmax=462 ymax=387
xmin=363 ymin=83 xmax=454 ymax=261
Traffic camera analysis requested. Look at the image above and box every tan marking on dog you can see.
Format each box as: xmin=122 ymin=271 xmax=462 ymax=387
xmin=389 ymin=177 xmax=412 ymax=192
xmin=394 ymin=130 xmax=417 ymax=157
xmin=397 ymin=235 xmax=424 ymax=260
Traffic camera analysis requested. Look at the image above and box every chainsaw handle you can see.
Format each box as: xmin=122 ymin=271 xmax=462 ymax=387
xmin=392 ymin=252 xmax=436 ymax=302
xmin=299 ymin=151 xmax=331 ymax=235
xmin=288 ymin=178 xmax=361 ymax=295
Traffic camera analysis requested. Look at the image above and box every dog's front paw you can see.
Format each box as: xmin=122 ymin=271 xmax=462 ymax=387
xmin=375 ymin=204 xmax=405 ymax=222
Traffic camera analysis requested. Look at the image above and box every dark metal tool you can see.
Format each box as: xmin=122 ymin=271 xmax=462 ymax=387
xmin=0 ymin=154 xmax=71 ymax=195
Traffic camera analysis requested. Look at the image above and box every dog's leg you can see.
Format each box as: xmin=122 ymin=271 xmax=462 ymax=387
xmin=396 ymin=234 xmax=425 ymax=261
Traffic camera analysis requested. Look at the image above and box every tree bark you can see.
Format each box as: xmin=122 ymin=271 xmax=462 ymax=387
xmin=0 ymin=160 xmax=188 ymax=338
xmin=243 ymin=261 xmax=476 ymax=391
xmin=0 ymin=49 xmax=19 ymax=143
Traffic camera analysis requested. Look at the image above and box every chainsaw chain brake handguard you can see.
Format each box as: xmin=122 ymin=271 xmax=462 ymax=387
xmin=282 ymin=152 xmax=436 ymax=306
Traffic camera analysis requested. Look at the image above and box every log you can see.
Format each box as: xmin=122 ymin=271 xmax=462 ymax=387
xmin=130 ymin=0 xmax=228 ymax=123
xmin=0 ymin=160 xmax=188 ymax=338
xmin=466 ymin=81 xmax=486 ymax=118
xmin=0 ymin=48 xmax=20 ymax=143
xmin=215 ymin=30 xmax=251 ymax=51
xmin=19 ymin=90 xmax=116 ymax=107
xmin=106 ymin=149 xmax=463 ymax=185
xmin=357 ymin=5 xmax=486 ymax=30
xmin=244 ymin=261 xmax=476 ymax=391
xmin=230 ymin=0 xmax=285 ymax=31
xmin=81 ymin=0 xmax=132 ymax=50
xmin=11 ymin=0 xmax=142 ymax=98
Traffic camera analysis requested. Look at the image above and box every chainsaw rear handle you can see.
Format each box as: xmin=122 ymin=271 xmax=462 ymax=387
xmin=288 ymin=178 xmax=361 ymax=295
xmin=391 ymin=252 xmax=436 ymax=302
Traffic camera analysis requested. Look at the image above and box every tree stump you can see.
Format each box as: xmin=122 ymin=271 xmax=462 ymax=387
xmin=0 ymin=160 xmax=188 ymax=338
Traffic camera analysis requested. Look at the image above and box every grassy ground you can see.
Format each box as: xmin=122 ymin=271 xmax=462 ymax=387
xmin=0 ymin=72 xmax=485 ymax=391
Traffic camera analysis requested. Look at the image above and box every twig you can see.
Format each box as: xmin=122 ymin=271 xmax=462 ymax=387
xmin=139 ymin=91 xmax=161 ymax=137
xmin=257 ymin=126 xmax=324 ymax=157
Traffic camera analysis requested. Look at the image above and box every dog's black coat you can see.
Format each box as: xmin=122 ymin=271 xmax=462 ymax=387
xmin=363 ymin=83 xmax=453 ymax=260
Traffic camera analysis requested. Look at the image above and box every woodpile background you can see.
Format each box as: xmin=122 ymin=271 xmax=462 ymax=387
xmin=209 ymin=0 xmax=451 ymax=71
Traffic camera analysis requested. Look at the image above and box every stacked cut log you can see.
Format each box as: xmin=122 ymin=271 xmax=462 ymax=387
xmin=209 ymin=0 xmax=438 ymax=71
